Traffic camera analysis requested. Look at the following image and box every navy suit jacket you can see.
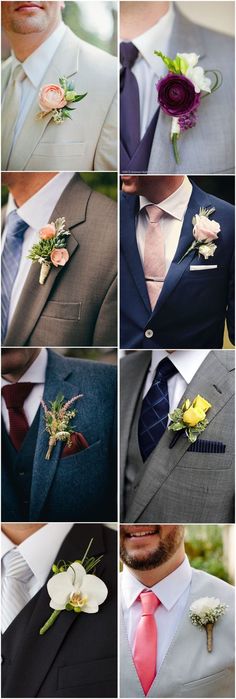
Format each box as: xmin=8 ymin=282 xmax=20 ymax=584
xmin=2 ymin=350 xmax=117 ymax=521
xmin=120 ymin=182 xmax=235 ymax=349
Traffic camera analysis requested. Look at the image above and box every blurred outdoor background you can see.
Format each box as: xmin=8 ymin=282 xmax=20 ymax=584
xmin=2 ymin=1 xmax=117 ymax=59
xmin=185 ymin=525 xmax=235 ymax=584
xmin=53 ymin=347 xmax=117 ymax=365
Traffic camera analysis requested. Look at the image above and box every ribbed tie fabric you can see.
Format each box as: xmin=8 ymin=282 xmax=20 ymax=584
xmin=1 ymin=210 xmax=29 ymax=341
xmin=120 ymin=42 xmax=140 ymax=159
xmin=133 ymin=590 xmax=160 ymax=696
xmin=2 ymin=63 xmax=26 ymax=169
xmin=2 ymin=548 xmax=33 ymax=633
xmin=1 ymin=382 xmax=35 ymax=451
xmin=138 ymin=357 xmax=178 ymax=461
xmin=144 ymin=205 xmax=166 ymax=311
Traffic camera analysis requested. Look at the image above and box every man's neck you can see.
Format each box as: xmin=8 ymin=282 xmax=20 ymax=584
xmin=6 ymin=173 xmax=58 ymax=207
xmin=127 ymin=548 xmax=185 ymax=587
xmin=8 ymin=20 xmax=61 ymax=61
xmin=120 ymin=1 xmax=169 ymax=39
xmin=142 ymin=176 xmax=185 ymax=203
xmin=2 ymin=524 xmax=45 ymax=545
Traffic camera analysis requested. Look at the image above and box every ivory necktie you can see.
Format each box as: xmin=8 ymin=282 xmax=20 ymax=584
xmin=143 ymin=205 xmax=166 ymax=311
xmin=2 ymin=548 xmax=33 ymax=633
xmin=1 ymin=210 xmax=29 ymax=341
xmin=133 ymin=590 xmax=160 ymax=695
xmin=138 ymin=357 xmax=178 ymax=461
xmin=2 ymin=63 xmax=26 ymax=169
xmin=120 ymin=42 xmax=140 ymax=159
xmin=2 ymin=382 xmax=35 ymax=451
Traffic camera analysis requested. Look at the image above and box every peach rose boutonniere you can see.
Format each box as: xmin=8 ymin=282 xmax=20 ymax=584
xmin=27 ymin=217 xmax=70 ymax=284
xmin=178 ymin=206 xmax=221 ymax=263
xmin=36 ymin=77 xmax=87 ymax=124
xmin=168 ymin=394 xmax=212 ymax=447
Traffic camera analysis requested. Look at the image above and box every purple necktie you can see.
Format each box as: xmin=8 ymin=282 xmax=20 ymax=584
xmin=120 ymin=42 xmax=140 ymax=159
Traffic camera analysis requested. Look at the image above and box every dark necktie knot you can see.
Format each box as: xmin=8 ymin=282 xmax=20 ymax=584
xmin=154 ymin=357 xmax=178 ymax=383
xmin=120 ymin=41 xmax=139 ymax=69
xmin=2 ymin=382 xmax=35 ymax=409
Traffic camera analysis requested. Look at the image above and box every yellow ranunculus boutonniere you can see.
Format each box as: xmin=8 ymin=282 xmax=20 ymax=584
xmin=168 ymin=394 xmax=212 ymax=444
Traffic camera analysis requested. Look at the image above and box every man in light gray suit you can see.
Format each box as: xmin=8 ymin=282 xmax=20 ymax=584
xmin=120 ymin=524 xmax=235 ymax=698
xmin=2 ymin=172 xmax=117 ymax=346
xmin=120 ymin=350 xmax=235 ymax=523
xmin=120 ymin=1 xmax=234 ymax=174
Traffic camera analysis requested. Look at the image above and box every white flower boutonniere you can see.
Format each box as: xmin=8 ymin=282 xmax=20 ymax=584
xmin=28 ymin=217 xmax=70 ymax=284
xmin=178 ymin=207 xmax=220 ymax=263
xmin=40 ymin=539 xmax=108 ymax=635
xmin=189 ymin=597 xmax=228 ymax=652
xmin=169 ymin=394 xmax=212 ymax=447
xmin=41 ymin=393 xmax=83 ymax=460
xmin=36 ymin=77 xmax=87 ymax=124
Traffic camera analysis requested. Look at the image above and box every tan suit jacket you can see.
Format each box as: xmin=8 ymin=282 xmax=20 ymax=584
xmin=3 ymin=175 xmax=117 ymax=346
xmin=1 ymin=27 xmax=117 ymax=171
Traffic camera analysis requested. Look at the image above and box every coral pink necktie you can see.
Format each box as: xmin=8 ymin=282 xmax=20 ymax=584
xmin=144 ymin=205 xmax=166 ymax=311
xmin=133 ymin=590 xmax=160 ymax=695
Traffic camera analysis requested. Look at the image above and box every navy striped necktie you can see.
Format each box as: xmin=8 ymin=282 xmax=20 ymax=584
xmin=138 ymin=357 xmax=178 ymax=462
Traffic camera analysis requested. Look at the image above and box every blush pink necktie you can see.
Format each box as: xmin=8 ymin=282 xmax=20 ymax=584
xmin=143 ymin=205 xmax=166 ymax=311
xmin=133 ymin=590 xmax=160 ymax=695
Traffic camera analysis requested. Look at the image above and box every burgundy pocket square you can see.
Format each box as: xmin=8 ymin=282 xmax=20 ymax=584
xmin=61 ymin=432 xmax=89 ymax=458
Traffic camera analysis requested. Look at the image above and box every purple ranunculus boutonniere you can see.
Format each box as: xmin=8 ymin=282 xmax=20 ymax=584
xmin=155 ymin=51 xmax=222 ymax=164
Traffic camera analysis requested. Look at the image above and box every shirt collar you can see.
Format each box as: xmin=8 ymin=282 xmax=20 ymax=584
xmin=1 ymin=524 xmax=73 ymax=587
xmin=6 ymin=172 xmax=74 ymax=230
xmin=149 ymin=350 xmax=211 ymax=385
xmin=1 ymin=347 xmax=48 ymax=387
xmin=11 ymin=22 xmax=66 ymax=88
xmin=139 ymin=176 xmax=192 ymax=222
xmin=122 ymin=555 xmax=192 ymax=611
xmin=132 ymin=2 xmax=175 ymax=74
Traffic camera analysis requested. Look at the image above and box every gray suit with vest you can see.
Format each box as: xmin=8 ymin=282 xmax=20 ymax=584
xmin=120 ymin=350 xmax=235 ymax=523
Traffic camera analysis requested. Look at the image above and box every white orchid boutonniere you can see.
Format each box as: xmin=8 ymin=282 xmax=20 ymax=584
xmin=189 ymin=597 xmax=228 ymax=652
xmin=168 ymin=394 xmax=212 ymax=447
xmin=178 ymin=207 xmax=220 ymax=263
xmin=154 ymin=51 xmax=222 ymax=163
xmin=28 ymin=217 xmax=70 ymax=284
xmin=41 ymin=393 xmax=83 ymax=460
xmin=40 ymin=539 xmax=108 ymax=635
xmin=36 ymin=77 xmax=87 ymax=124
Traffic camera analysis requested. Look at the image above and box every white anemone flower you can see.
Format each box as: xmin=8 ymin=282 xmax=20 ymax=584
xmin=177 ymin=52 xmax=200 ymax=68
xmin=186 ymin=66 xmax=212 ymax=94
xmin=47 ymin=561 xmax=108 ymax=613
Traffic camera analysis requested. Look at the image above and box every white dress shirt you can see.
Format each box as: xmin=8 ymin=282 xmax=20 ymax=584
xmin=137 ymin=176 xmax=193 ymax=273
xmin=3 ymin=22 xmax=66 ymax=148
xmin=2 ymin=171 xmax=74 ymax=329
xmin=2 ymin=347 xmax=48 ymax=432
xmin=121 ymin=556 xmax=192 ymax=673
xmin=121 ymin=3 xmax=175 ymax=137
xmin=143 ymin=350 xmax=211 ymax=421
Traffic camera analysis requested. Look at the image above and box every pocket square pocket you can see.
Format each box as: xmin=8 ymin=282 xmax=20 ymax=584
xmin=190 ymin=265 xmax=218 ymax=271
xmin=187 ymin=439 xmax=226 ymax=454
xmin=61 ymin=432 xmax=89 ymax=458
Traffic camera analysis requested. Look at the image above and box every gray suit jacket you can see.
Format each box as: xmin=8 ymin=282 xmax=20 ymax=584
xmin=148 ymin=9 xmax=235 ymax=174
xmin=120 ymin=567 xmax=235 ymax=697
xmin=3 ymin=174 xmax=117 ymax=347
xmin=120 ymin=351 xmax=235 ymax=522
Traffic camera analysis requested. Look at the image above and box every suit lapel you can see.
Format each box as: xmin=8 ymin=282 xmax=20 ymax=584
xmin=126 ymin=351 xmax=234 ymax=522
xmin=7 ymin=27 xmax=80 ymax=170
xmin=121 ymin=193 xmax=151 ymax=313
xmin=3 ymin=524 xmax=106 ymax=699
xmin=4 ymin=175 xmax=91 ymax=346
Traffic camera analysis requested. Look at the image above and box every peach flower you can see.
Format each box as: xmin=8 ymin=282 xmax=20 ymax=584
xmin=38 ymin=84 xmax=67 ymax=113
xmin=39 ymin=223 xmax=56 ymax=240
xmin=50 ymin=248 xmax=69 ymax=267
xmin=193 ymin=215 xmax=220 ymax=242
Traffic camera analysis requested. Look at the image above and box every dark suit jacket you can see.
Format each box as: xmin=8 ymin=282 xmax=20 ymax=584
xmin=3 ymin=174 xmax=117 ymax=347
xmin=2 ymin=350 xmax=117 ymax=521
xmin=2 ymin=524 xmax=117 ymax=698
xmin=120 ymin=182 xmax=235 ymax=349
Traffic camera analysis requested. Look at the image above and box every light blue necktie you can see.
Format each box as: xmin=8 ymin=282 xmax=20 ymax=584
xmin=1 ymin=210 xmax=29 ymax=341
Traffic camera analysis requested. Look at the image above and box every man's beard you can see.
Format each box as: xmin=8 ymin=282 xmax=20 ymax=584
xmin=120 ymin=526 xmax=185 ymax=570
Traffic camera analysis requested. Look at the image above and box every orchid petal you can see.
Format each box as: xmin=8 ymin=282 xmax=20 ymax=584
xmin=67 ymin=562 xmax=86 ymax=587
xmin=47 ymin=571 xmax=72 ymax=606
xmin=81 ymin=574 xmax=108 ymax=605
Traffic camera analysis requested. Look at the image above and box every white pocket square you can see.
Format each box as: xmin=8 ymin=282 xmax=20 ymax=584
xmin=190 ymin=265 xmax=218 ymax=271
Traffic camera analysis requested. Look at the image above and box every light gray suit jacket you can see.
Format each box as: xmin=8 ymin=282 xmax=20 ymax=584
xmin=3 ymin=174 xmax=117 ymax=347
xmin=1 ymin=26 xmax=117 ymax=171
xmin=120 ymin=567 xmax=235 ymax=697
xmin=148 ymin=9 xmax=234 ymax=174
xmin=120 ymin=351 xmax=235 ymax=522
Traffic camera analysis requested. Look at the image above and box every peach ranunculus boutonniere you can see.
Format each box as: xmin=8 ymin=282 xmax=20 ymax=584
xmin=168 ymin=394 xmax=212 ymax=446
xmin=27 ymin=217 xmax=70 ymax=284
xmin=36 ymin=77 xmax=87 ymax=124
xmin=178 ymin=206 xmax=221 ymax=263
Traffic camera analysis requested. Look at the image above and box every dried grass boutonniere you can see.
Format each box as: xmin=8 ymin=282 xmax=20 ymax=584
xmin=41 ymin=393 xmax=83 ymax=460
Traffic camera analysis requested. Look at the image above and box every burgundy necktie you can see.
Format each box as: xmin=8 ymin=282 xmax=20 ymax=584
xmin=133 ymin=590 xmax=160 ymax=695
xmin=2 ymin=382 xmax=35 ymax=451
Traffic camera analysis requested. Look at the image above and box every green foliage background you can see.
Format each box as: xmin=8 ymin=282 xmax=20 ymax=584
xmin=185 ymin=525 xmax=230 ymax=582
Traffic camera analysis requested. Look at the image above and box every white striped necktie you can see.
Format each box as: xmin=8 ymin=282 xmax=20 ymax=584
xmin=2 ymin=548 xmax=33 ymax=633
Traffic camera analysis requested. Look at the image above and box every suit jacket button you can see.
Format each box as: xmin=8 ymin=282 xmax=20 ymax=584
xmin=145 ymin=329 xmax=153 ymax=338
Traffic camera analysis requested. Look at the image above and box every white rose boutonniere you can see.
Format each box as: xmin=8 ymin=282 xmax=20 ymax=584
xmin=189 ymin=596 xmax=228 ymax=652
xmin=178 ymin=206 xmax=220 ymax=263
